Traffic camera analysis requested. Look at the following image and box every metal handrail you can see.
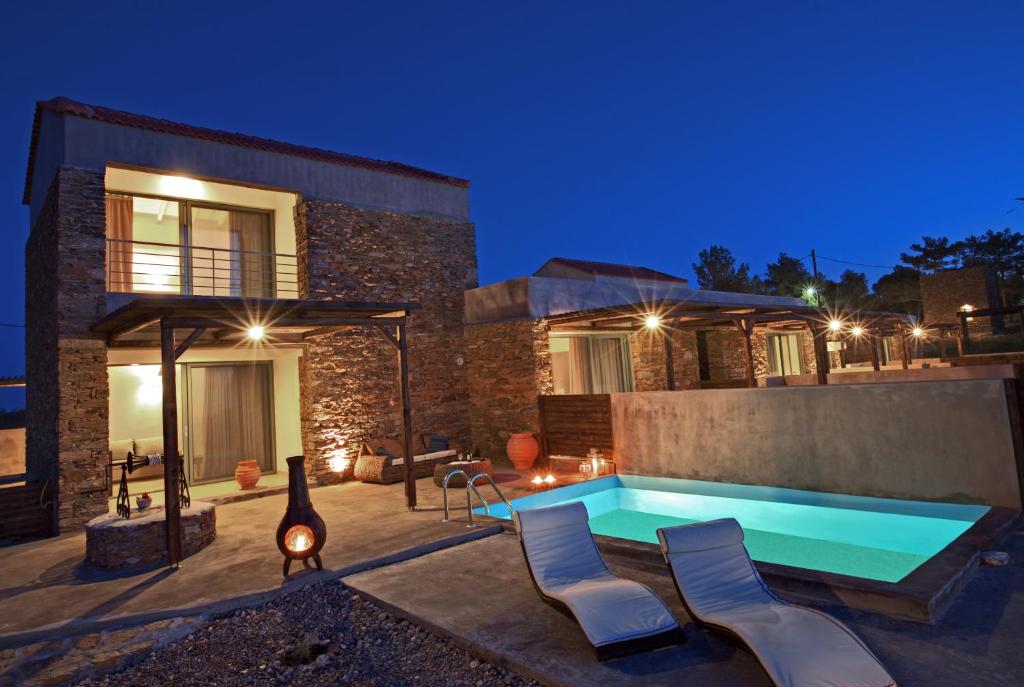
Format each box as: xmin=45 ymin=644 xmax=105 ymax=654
xmin=441 ymin=469 xmax=489 ymax=525
xmin=465 ymin=472 xmax=515 ymax=528
xmin=105 ymin=238 xmax=299 ymax=298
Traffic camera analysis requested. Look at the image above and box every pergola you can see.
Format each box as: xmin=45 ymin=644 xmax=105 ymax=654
xmin=546 ymin=298 xmax=912 ymax=387
xmin=92 ymin=296 xmax=421 ymax=566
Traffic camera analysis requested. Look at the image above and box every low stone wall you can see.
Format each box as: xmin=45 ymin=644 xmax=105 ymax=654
xmin=611 ymin=379 xmax=1023 ymax=508
xmin=85 ymin=502 xmax=216 ymax=569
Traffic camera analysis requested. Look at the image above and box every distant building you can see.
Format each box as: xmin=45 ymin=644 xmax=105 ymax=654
xmin=920 ymin=266 xmax=1003 ymax=333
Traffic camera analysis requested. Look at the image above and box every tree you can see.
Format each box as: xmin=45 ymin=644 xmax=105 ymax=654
xmin=763 ymin=252 xmax=813 ymax=297
xmin=691 ymin=245 xmax=757 ymax=292
xmin=872 ymin=266 xmax=922 ymax=315
xmin=900 ymin=235 xmax=960 ymax=273
xmin=824 ymin=269 xmax=869 ymax=308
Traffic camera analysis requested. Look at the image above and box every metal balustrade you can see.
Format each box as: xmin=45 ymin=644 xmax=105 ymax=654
xmin=105 ymin=238 xmax=299 ymax=298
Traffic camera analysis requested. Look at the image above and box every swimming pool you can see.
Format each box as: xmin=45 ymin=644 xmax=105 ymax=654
xmin=478 ymin=475 xmax=989 ymax=583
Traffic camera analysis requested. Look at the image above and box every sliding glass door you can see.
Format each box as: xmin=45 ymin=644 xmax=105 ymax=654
xmin=549 ymin=333 xmax=634 ymax=394
xmin=189 ymin=205 xmax=274 ymax=297
xmin=185 ymin=362 xmax=276 ymax=484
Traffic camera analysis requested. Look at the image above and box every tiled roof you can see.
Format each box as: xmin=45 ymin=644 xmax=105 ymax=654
xmin=22 ymin=97 xmax=470 ymax=204
xmin=537 ymin=257 xmax=687 ymax=283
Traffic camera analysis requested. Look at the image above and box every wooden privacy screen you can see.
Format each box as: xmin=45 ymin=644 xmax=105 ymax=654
xmin=0 ymin=481 xmax=52 ymax=542
xmin=538 ymin=394 xmax=614 ymax=459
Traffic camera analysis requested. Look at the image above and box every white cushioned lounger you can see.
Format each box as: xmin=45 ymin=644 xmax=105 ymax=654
xmin=513 ymin=501 xmax=684 ymax=660
xmin=657 ymin=518 xmax=896 ymax=687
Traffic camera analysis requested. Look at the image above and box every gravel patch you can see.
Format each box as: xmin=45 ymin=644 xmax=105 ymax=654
xmin=75 ymin=580 xmax=539 ymax=687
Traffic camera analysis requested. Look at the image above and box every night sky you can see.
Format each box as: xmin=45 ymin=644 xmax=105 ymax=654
xmin=1 ymin=1 xmax=1022 ymax=408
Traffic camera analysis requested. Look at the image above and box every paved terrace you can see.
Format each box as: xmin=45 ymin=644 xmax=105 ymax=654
xmin=0 ymin=472 xmax=536 ymax=643
xmin=1 ymin=471 xmax=1022 ymax=686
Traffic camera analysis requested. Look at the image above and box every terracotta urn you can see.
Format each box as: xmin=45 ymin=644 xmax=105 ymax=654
xmin=235 ymin=460 xmax=262 ymax=490
xmin=506 ymin=432 xmax=539 ymax=470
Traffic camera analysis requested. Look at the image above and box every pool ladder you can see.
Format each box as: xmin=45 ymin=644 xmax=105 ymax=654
xmin=441 ymin=469 xmax=514 ymax=527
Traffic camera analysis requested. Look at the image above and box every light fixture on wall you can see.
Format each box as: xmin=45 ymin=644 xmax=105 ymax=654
xmin=828 ymin=319 xmax=843 ymax=333
xmin=246 ymin=325 xmax=266 ymax=342
xmin=960 ymin=304 xmax=975 ymax=322
xmin=159 ymin=174 xmax=205 ymax=199
xmin=850 ymin=326 xmax=864 ymax=338
xmin=644 ymin=314 xmax=662 ymax=330
xmin=328 ymin=449 xmax=350 ymax=474
xmin=912 ymin=326 xmax=924 ymax=338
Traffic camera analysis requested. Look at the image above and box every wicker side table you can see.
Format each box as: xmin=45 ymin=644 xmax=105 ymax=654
xmin=433 ymin=459 xmax=494 ymax=488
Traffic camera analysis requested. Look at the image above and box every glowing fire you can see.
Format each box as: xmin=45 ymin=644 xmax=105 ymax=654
xmin=284 ymin=525 xmax=314 ymax=554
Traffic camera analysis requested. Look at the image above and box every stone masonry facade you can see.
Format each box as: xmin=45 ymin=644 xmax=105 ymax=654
xmin=25 ymin=167 xmax=110 ymax=532
xmin=296 ymin=199 xmax=477 ymax=483
xmin=921 ymin=266 xmax=1002 ymax=334
xmin=466 ymin=319 xmax=552 ymax=463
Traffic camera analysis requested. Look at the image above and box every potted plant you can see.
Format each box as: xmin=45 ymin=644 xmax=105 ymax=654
xmin=135 ymin=492 xmax=152 ymax=511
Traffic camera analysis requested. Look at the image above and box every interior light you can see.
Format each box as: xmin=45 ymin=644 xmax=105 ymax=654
xmin=247 ymin=325 xmax=266 ymax=342
xmin=159 ymin=175 xmax=204 ymax=199
xmin=644 ymin=314 xmax=662 ymax=330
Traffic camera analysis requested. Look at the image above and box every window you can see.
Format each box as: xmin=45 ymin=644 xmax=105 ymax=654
xmin=549 ymin=333 xmax=634 ymax=394
xmin=766 ymin=333 xmax=802 ymax=376
xmin=105 ymin=192 xmax=274 ymax=297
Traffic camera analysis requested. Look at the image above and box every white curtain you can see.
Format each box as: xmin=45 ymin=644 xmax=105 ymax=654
xmin=230 ymin=211 xmax=273 ymax=298
xmin=193 ymin=364 xmax=273 ymax=482
xmin=567 ymin=338 xmax=590 ymax=394
xmin=589 ymin=338 xmax=626 ymax=392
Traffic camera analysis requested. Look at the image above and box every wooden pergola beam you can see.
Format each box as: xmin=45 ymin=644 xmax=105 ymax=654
xmin=733 ymin=318 xmax=756 ymax=388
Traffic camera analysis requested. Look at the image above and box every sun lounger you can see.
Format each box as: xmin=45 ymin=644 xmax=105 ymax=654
xmin=657 ymin=518 xmax=896 ymax=687
xmin=513 ymin=501 xmax=685 ymax=660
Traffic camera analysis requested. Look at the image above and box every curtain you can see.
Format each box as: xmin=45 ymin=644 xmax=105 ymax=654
xmin=105 ymin=195 xmax=133 ymax=292
xmin=230 ymin=211 xmax=272 ymax=298
xmin=590 ymin=338 xmax=627 ymax=393
xmin=195 ymin=365 xmax=272 ymax=482
xmin=567 ymin=338 xmax=591 ymax=394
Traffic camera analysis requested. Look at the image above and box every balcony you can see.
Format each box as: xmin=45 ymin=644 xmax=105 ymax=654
xmin=106 ymin=238 xmax=299 ymax=299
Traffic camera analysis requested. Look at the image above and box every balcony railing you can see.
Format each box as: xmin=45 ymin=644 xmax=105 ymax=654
xmin=106 ymin=238 xmax=299 ymax=299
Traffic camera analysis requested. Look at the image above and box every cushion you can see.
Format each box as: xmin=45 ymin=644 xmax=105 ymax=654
xmin=390 ymin=449 xmax=457 ymax=466
xmin=133 ymin=436 xmax=163 ymax=457
xmin=110 ymin=439 xmax=134 ymax=461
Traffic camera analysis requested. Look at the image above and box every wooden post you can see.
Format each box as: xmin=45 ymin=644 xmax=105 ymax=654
xmin=160 ymin=321 xmax=182 ymax=567
xmin=869 ymin=332 xmax=881 ymax=371
xmin=960 ymin=313 xmax=970 ymax=351
xmin=900 ymin=334 xmax=910 ymax=369
xmin=734 ymin=319 xmax=756 ymax=388
xmin=664 ymin=331 xmax=676 ymax=391
xmin=955 ymin=329 xmax=965 ymax=358
xmin=397 ymin=323 xmax=416 ymax=510
xmin=810 ymin=324 xmax=828 ymax=385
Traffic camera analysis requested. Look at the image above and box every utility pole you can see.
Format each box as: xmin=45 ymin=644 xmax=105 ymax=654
xmin=810 ymin=249 xmax=822 ymax=306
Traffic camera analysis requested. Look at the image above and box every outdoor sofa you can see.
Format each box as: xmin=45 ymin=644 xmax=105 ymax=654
xmin=513 ymin=501 xmax=685 ymax=660
xmin=657 ymin=518 xmax=897 ymax=687
xmin=353 ymin=434 xmax=461 ymax=484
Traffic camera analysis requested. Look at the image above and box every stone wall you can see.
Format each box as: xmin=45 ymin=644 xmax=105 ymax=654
xmin=466 ymin=318 xmax=552 ymax=463
xmin=631 ymin=329 xmax=700 ymax=391
xmin=921 ymin=266 xmax=1002 ymax=332
xmin=25 ymin=167 xmax=110 ymax=532
xmin=296 ymin=199 xmax=477 ymax=483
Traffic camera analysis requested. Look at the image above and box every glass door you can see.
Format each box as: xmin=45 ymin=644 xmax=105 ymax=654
xmin=188 ymin=204 xmax=274 ymax=297
xmin=184 ymin=362 xmax=276 ymax=484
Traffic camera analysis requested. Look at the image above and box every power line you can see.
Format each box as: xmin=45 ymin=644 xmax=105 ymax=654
xmin=0 ymin=323 xmax=23 ymax=328
xmin=812 ymin=255 xmax=900 ymax=271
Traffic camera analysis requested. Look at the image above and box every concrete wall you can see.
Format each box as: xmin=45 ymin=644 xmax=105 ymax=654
xmin=611 ymin=380 xmax=1023 ymax=508
xmin=29 ymin=111 xmax=469 ymax=225
xmin=771 ymin=363 xmax=1017 ymax=387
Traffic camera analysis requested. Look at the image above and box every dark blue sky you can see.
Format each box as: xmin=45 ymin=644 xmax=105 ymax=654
xmin=1 ymin=1 xmax=1022 ymax=406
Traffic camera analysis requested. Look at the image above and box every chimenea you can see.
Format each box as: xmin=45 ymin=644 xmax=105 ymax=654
xmin=276 ymin=455 xmax=326 ymax=577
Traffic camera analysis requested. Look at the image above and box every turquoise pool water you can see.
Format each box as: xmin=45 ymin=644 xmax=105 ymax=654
xmin=479 ymin=475 xmax=989 ymax=583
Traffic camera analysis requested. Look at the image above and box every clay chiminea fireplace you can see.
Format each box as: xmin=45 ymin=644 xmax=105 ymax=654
xmin=276 ymin=455 xmax=326 ymax=577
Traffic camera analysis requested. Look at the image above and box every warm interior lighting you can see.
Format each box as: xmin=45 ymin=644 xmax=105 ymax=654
xmin=644 ymin=314 xmax=662 ymax=330
xmin=850 ymin=326 xmax=864 ymax=337
xmin=284 ymin=525 xmax=314 ymax=554
xmin=912 ymin=326 xmax=924 ymax=338
xmin=960 ymin=304 xmax=975 ymax=322
xmin=159 ymin=175 xmax=205 ymax=199
xmin=828 ymin=319 xmax=843 ymax=333
xmin=328 ymin=450 xmax=350 ymax=473
xmin=246 ymin=325 xmax=266 ymax=341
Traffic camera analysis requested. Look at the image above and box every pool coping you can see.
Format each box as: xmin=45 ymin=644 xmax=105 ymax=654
xmin=488 ymin=506 xmax=1021 ymax=623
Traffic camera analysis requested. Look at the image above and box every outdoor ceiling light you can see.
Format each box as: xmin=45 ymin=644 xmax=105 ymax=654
xmin=912 ymin=326 xmax=924 ymax=338
xmin=828 ymin=319 xmax=843 ymax=332
xmin=159 ymin=175 xmax=204 ymax=199
xmin=850 ymin=326 xmax=864 ymax=337
xmin=247 ymin=325 xmax=266 ymax=341
xmin=644 ymin=314 xmax=662 ymax=330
